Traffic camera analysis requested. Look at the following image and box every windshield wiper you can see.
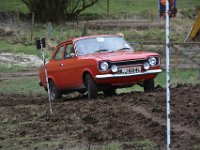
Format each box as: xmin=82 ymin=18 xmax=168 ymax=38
xmin=94 ymin=49 xmax=108 ymax=53
xmin=116 ymin=47 xmax=131 ymax=51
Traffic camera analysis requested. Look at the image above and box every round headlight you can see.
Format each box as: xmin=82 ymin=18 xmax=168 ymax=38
xmin=111 ymin=65 xmax=118 ymax=73
xmin=100 ymin=61 xmax=109 ymax=71
xmin=143 ymin=62 xmax=150 ymax=70
xmin=148 ymin=57 xmax=157 ymax=66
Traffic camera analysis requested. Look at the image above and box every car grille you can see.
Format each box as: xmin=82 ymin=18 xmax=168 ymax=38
xmin=111 ymin=59 xmax=145 ymax=67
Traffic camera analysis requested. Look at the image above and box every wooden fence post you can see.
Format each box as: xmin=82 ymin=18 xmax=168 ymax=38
xmin=30 ymin=12 xmax=34 ymax=44
xmin=148 ymin=11 xmax=151 ymax=30
xmin=17 ymin=11 xmax=19 ymax=29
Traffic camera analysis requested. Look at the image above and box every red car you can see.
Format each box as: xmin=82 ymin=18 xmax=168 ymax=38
xmin=39 ymin=35 xmax=162 ymax=100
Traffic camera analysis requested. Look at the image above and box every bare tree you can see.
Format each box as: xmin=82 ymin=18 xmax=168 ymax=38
xmin=22 ymin=0 xmax=99 ymax=22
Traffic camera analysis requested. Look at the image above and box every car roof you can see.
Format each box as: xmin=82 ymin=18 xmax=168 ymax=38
xmin=72 ymin=34 xmax=121 ymax=42
xmin=56 ymin=34 xmax=121 ymax=47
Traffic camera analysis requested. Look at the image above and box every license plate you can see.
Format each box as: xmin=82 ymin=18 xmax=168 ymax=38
xmin=118 ymin=66 xmax=141 ymax=74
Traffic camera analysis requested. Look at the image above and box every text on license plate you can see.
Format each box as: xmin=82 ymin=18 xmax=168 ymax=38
xmin=118 ymin=66 xmax=141 ymax=74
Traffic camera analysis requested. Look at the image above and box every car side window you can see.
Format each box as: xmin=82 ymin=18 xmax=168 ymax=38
xmin=64 ymin=44 xmax=74 ymax=59
xmin=54 ymin=46 xmax=65 ymax=60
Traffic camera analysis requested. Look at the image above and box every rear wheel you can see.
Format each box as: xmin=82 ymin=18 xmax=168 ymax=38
xmin=49 ymin=80 xmax=62 ymax=101
xmin=144 ymin=79 xmax=154 ymax=92
xmin=85 ymin=74 xmax=97 ymax=99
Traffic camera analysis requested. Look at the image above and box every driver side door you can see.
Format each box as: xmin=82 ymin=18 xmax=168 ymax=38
xmin=59 ymin=43 xmax=80 ymax=88
xmin=48 ymin=44 xmax=65 ymax=88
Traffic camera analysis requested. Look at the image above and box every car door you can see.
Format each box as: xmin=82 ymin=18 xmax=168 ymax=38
xmin=59 ymin=43 xmax=82 ymax=89
xmin=48 ymin=44 xmax=65 ymax=87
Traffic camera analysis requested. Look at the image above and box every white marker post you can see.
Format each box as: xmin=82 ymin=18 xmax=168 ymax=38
xmin=165 ymin=0 xmax=171 ymax=150
xmin=36 ymin=38 xmax=53 ymax=114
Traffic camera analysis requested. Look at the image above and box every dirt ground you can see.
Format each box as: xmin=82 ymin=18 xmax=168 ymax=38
xmin=0 ymin=84 xmax=199 ymax=150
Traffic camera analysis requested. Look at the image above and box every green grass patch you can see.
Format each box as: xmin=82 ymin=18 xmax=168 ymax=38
xmin=0 ymin=40 xmax=40 ymax=56
xmin=102 ymin=140 xmax=157 ymax=150
xmin=156 ymin=69 xmax=200 ymax=87
xmin=31 ymin=139 xmax=65 ymax=150
xmin=0 ymin=63 xmax=30 ymax=73
xmin=0 ymin=136 xmax=65 ymax=150
xmin=117 ymin=84 xmax=143 ymax=94
xmin=0 ymin=77 xmax=45 ymax=95
xmin=103 ymin=142 xmax=123 ymax=150
xmin=83 ymin=0 xmax=157 ymax=16
xmin=133 ymin=139 xmax=157 ymax=150
xmin=0 ymin=0 xmax=29 ymax=13
xmin=83 ymin=0 xmax=200 ymax=17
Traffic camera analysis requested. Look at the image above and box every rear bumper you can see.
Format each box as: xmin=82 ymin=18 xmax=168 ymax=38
xmin=95 ymin=69 xmax=162 ymax=79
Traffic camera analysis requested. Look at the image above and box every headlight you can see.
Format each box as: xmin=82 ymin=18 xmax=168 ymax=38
xmin=143 ymin=62 xmax=150 ymax=70
xmin=148 ymin=57 xmax=157 ymax=66
xmin=100 ymin=61 xmax=109 ymax=71
xmin=111 ymin=65 xmax=118 ymax=73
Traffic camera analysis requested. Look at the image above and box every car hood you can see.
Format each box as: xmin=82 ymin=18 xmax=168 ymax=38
xmin=81 ymin=50 xmax=160 ymax=62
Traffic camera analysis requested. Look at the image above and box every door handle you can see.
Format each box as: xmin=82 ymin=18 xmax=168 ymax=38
xmin=60 ymin=64 xmax=64 ymax=67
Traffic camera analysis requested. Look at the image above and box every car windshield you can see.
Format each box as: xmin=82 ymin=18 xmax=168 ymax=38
xmin=75 ymin=36 xmax=133 ymax=55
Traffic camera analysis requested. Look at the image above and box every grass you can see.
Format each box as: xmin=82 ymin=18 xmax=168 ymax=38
xmin=30 ymin=139 xmax=65 ymax=150
xmin=83 ymin=0 xmax=200 ymax=17
xmin=102 ymin=140 xmax=157 ymax=150
xmin=133 ymin=139 xmax=157 ymax=150
xmin=0 ymin=0 xmax=29 ymax=13
xmin=103 ymin=142 xmax=123 ymax=150
xmin=0 ymin=77 xmax=45 ymax=95
xmin=156 ymin=69 xmax=200 ymax=87
xmin=0 ymin=39 xmax=41 ymax=56
xmin=83 ymin=0 xmax=157 ymax=17
xmin=0 ymin=63 xmax=29 ymax=73
xmin=84 ymin=0 xmax=200 ymax=16
xmin=0 ymin=133 xmax=66 ymax=150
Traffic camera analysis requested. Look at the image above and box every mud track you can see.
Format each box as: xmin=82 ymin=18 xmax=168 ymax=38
xmin=0 ymin=85 xmax=199 ymax=149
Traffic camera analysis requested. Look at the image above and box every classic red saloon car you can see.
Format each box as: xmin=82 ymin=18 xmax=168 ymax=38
xmin=39 ymin=35 xmax=162 ymax=100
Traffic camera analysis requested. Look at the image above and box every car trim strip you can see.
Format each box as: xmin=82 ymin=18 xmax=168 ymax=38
xmin=95 ymin=69 xmax=162 ymax=79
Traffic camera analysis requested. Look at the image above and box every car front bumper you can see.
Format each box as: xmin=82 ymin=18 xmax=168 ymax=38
xmin=95 ymin=69 xmax=162 ymax=79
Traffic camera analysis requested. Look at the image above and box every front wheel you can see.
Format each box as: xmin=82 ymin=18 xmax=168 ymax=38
xmin=49 ymin=80 xmax=62 ymax=101
xmin=143 ymin=79 xmax=154 ymax=92
xmin=104 ymin=88 xmax=116 ymax=97
xmin=85 ymin=74 xmax=97 ymax=99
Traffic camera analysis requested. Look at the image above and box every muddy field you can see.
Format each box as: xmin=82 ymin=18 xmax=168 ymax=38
xmin=0 ymin=84 xmax=199 ymax=150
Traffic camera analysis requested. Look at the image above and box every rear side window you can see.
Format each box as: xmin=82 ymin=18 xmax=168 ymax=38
xmin=54 ymin=46 xmax=65 ymax=60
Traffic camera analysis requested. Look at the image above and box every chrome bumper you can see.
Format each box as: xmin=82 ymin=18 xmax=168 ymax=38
xmin=95 ymin=69 xmax=162 ymax=79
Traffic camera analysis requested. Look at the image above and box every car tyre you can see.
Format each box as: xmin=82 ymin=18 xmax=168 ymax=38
xmin=104 ymin=88 xmax=116 ymax=97
xmin=49 ymin=80 xmax=62 ymax=101
xmin=144 ymin=79 xmax=154 ymax=92
xmin=85 ymin=74 xmax=97 ymax=99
